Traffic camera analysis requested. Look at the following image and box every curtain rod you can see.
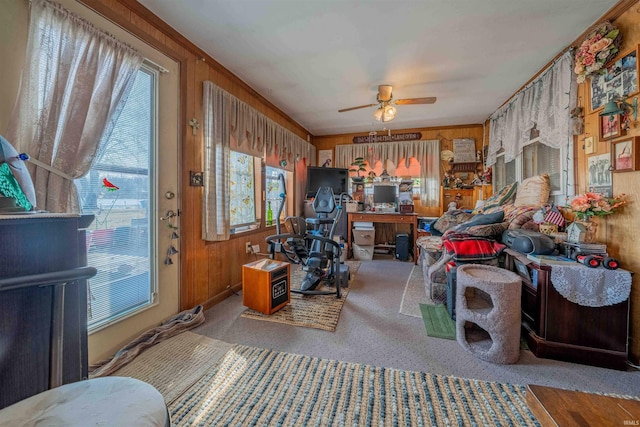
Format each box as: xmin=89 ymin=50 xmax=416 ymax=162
xmin=143 ymin=58 xmax=169 ymax=73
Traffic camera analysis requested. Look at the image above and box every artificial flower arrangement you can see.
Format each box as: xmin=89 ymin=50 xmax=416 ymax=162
xmin=574 ymin=21 xmax=620 ymax=84
xmin=569 ymin=192 xmax=628 ymax=221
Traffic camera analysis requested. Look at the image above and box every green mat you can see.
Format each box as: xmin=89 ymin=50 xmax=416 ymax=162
xmin=419 ymin=303 xmax=456 ymax=340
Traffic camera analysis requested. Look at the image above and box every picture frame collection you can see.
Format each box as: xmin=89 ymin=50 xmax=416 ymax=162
xmin=586 ymin=44 xmax=640 ymax=177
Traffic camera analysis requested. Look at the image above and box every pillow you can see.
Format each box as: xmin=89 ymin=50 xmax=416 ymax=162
xmin=513 ymin=174 xmax=550 ymax=207
xmin=456 ymin=210 xmax=504 ymax=230
xmin=507 ymin=210 xmax=537 ymax=229
xmin=465 ymin=222 xmax=508 ymax=238
xmin=478 ymin=181 xmax=517 ymax=212
xmin=432 ymin=210 xmax=474 ymax=234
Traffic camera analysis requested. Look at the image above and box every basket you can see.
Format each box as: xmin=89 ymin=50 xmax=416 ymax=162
xmin=539 ymin=223 xmax=558 ymax=235
xmin=346 ymin=201 xmax=359 ymax=212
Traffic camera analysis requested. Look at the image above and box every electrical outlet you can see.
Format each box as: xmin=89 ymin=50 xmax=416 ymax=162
xmin=245 ymin=242 xmax=252 ymax=253
xmin=251 ymin=244 xmax=260 ymax=254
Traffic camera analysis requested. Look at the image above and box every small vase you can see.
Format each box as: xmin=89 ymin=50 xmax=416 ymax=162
xmin=576 ymin=218 xmax=598 ymax=243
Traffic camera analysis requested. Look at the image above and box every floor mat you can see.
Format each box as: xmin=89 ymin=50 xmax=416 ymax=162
xmin=419 ymin=303 xmax=456 ymax=340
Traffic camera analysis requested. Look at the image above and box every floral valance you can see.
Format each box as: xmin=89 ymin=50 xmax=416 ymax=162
xmin=203 ymin=81 xmax=315 ymax=165
xmin=487 ymin=50 xmax=576 ymax=167
xmin=334 ymin=139 xmax=440 ymax=206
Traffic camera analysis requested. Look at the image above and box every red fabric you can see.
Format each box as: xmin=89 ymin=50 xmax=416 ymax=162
xmin=442 ymin=232 xmax=505 ymax=261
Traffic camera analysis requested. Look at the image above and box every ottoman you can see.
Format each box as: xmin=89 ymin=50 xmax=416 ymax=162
xmin=0 ymin=377 xmax=169 ymax=426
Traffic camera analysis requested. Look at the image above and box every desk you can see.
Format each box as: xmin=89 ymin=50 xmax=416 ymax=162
xmin=347 ymin=212 xmax=418 ymax=264
xmin=525 ymin=384 xmax=640 ymax=426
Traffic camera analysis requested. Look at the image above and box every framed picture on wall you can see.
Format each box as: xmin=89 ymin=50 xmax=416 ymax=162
xmin=611 ymin=136 xmax=640 ymax=172
xmin=587 ymin=153 xmax=611 ymax=196
xmin=318 ymin=149 xmax=332 ymax=168
xmin=588 ymin=45 xmax=639 ymax=113
xmin=584 ymin=136 xmax=596 ymax=154
xmin=599 ymin=113 xmax=622 ymax=141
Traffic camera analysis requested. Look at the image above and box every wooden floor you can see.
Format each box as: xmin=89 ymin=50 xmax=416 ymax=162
xmin=526 ymin=384 xmax=640 ymax=426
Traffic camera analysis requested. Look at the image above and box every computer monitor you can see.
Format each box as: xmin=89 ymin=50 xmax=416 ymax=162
xmin=373 ymin=184 xmax=397 ymax=205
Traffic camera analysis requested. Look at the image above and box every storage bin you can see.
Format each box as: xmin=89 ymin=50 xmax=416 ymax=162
xmin=352 ymin=243 xmax=374 ymax=261
xmin=353 ymin=227 xmax=375 ymax=246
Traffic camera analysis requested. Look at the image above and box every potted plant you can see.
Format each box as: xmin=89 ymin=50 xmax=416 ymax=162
xmin=349 ymin=157 xmax=367 ymax=182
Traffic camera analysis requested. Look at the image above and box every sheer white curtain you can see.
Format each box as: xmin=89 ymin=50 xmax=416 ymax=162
xmin=334 ymin=139 xmax=440 ymax=206
xmin=487 ymin=51 xmax=575 ymax=166
xmin=7 ymin=0 xmax=142 ymax=212
xmin=202 ymin=81 xmax=315 ymax=240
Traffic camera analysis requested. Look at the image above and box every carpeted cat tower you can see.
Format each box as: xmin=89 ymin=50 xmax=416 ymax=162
xmin=455 ymin=264 xmax=522 ymax=364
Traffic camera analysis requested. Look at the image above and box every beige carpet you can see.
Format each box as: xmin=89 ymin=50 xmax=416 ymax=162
xmin=110 ymin=331 xmax=232 ymax=404
xmin=399 ymin=264 xmax=434 ymax=318
xmin=240 ymin=261 xmax=360 ymax=331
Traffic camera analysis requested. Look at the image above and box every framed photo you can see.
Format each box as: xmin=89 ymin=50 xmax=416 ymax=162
xmin=587 ymin=153 xmax=611 ymax=196
xmin=318 ymin=149 xmax=332 ymax=168
xmin=584 ymin=136 xmax=596 ymax=155
xmin=599 ymin=113 xmax=622 ymax=141
xmin=588 ymin=45 xmax=639 ymax=113
xmin=611 ymin=136 xmax=640 ymax=172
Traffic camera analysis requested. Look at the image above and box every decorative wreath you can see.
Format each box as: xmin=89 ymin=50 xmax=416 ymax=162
xmin=574 ymin=21 xmax=621 ymax=84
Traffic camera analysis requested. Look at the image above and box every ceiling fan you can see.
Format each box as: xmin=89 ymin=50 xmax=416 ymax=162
xmin=338 ymin=85 xmax=436 ymax=122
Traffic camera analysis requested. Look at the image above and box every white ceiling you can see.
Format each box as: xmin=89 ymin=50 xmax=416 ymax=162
xmin=138 ymin=0 xmax=618 ymax=136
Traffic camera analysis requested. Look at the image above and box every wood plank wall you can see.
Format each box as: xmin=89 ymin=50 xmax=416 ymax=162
xmin=80 ymin=0 xmax=311 ymax=313
xmin=314 ymin=125 xmax=485 ymax=218
xmin=574 ymin=5 xmax=640 ymax=364
xmin=81 ymin=0 xmax=640 ymax=363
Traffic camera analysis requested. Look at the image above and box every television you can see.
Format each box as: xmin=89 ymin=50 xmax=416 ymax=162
xmin=306 ymin=166 xmax=348 ymax=198
xmin=373 ymin=184 xmax=397 ymax=205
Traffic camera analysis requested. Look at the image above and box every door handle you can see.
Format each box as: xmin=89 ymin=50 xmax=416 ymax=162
xmin=160 ymin=210 xmax=177 ymax=220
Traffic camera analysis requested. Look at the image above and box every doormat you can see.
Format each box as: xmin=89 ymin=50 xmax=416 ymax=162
xmin=419 ymin=303 xmax=456 ymax=340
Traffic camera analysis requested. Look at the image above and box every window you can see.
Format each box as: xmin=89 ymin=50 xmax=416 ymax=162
xmin=77 ymin=66 xmax=156 ymax=330
xmin=229 ymin=151 xmax=261 ymax=232
xmin=493 ymin=153 xmax=516 ymax=191
xmin=265 ymin=166 xmax=287 ymax=225
xmin=523 ymin=141 xmax=561 ymax=192
xmin=492 ymin=132 xmax=565 ymax=197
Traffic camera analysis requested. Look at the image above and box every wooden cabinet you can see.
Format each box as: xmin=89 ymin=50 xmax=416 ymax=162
xmin=0 ymin=215 xmax=94 ymax=409
xmin=242 ymin=259 xmax=290 ymax=314
xmin=503 ymin=249 xmax=629 ymax=370
xmin=439 ymin=186 xmax=492 ymax=215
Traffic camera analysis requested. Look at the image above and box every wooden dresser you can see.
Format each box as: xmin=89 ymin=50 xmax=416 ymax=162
xmin=0 ymin=214 xmax=94 ymax=409
xmin=503 ymin=248 xmax=630 ymax=370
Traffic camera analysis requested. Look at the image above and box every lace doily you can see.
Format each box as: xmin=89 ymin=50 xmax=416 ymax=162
xmin=550 ymin=265 xmax=632 ymax=307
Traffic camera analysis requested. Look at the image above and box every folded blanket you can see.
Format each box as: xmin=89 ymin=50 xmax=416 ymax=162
xmin=442 ymin=232 xmax=505 ymax=261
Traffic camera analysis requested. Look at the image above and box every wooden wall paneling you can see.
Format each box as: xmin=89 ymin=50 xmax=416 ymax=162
xmin=573 ymin=5 xmax=640 ymax=363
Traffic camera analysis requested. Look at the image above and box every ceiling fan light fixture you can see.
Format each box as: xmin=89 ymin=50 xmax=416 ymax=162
xmin=373 ymin=103 xmax=396 ymax=122
xmin=373 ymin=107 xmax=383 ymax=121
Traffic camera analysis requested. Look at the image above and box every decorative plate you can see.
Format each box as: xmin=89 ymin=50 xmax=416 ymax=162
xmin=440 ymin=150 xmax=454 ymax=161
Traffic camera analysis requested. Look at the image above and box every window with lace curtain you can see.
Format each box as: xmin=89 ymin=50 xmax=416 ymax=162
xmin=493 ymin=132 xmax=562 ymax=194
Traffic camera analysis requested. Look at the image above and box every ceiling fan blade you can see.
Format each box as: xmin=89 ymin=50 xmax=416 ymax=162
xmin=395 ymin=97 xmax=437 ymax=105
xmin=338 ymin=103 xmax=378 ymax=113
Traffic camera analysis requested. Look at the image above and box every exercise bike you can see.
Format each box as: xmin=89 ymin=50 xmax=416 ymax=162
xmin=266 ymin=174 xmax=350 ymax=297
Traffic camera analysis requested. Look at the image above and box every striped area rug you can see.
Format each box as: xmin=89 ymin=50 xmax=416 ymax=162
xmin=169 ymin=345 xmax=540 ymax=426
